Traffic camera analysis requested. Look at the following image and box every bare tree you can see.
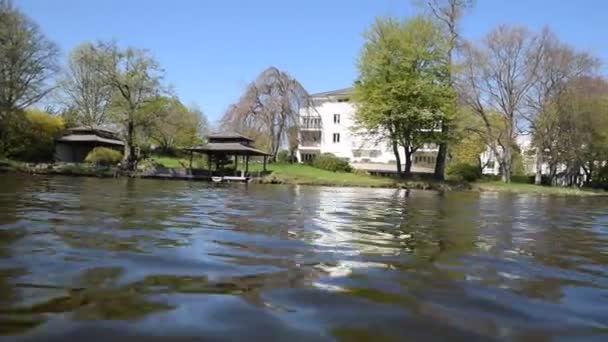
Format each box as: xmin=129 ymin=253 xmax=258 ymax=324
xmin=426 ymin=0 xmax=474 ymax=180
xmin=57 ymin=42 xmax=113 ymax=126
xmin=523 ymin=28 xmax=598 ymax=184
xmin=0 ymin=0 xmax=58 ymax=152
xmin=458 ymin=25 xmax=542 ymax=182
xmin=221 ymin=67 xmax=311 ymax=160
xmin=89 ymin=41 xmax=165 ymax=170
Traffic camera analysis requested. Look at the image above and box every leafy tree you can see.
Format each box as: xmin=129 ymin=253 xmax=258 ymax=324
xmin=88 ymin=41 xmax=166 ymax=170
xmin=551 ymin=77 xmax=608 ymax=186
xmin=145 ymin=97 xmax=208 ymax=151
xmin=354 ymin=16 xmax=453 ymax=177
xmin=0 ymin=0 xmax=58 ymax=155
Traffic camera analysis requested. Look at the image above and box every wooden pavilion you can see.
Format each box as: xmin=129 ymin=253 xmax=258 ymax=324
xmin=184 ymin=132 xmax=271 ymax=180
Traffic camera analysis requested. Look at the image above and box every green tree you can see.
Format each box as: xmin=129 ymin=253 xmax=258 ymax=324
xmin=354 ymin=16 xmax=454 ymax=177
xmin=0 ymin=0 xmax=58 ymax=155
xmin=89 ymin=41 xmax=166 ymax=170
xmin=551 ymin=77 xmax=608 ymax=186
xmin=145 ymin=97 xmax=208 ymax=151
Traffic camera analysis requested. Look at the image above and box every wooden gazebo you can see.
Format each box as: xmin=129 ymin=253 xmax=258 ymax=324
xmin=184 ymin=132 xmax=271 ymax=177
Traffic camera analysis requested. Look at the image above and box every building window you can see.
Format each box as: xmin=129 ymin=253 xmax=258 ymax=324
xmin=333 ymin=133 xmax=340 ymax=143
xmin=333 ymin=114 xmax=340 ymax=124
xmin=487 ymin=161 xmax=495 ymax=169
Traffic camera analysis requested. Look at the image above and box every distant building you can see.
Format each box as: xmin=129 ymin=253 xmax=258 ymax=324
xmin=481 ymin=135 xmax=537 ymax=176
xmin=54 ymin=126 xmax=124 ymax=163
xmin=296 ymin=88 xmax=438 ymax=171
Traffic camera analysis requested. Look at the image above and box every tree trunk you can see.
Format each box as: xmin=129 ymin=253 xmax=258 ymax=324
xmin=434 ymin=126 xmax=448 ymax=180
xmin=123 ymin=120 xmax=136 ymax=171
xmin=502 ymin=144 xmax=512 ymax=183
xmin=404 ymin=147 xmax=413 ymax=177
xmin=392 ymin=141 xmax=402 ymax=177
xmin=534 ymin=146 xmax=543 ymax=185
xmin=549 ymin=163 xmax=557 ymax=186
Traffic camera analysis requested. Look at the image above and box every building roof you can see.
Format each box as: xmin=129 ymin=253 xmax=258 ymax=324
xmin=310 ymin=87 xmax=354 ymax=98
xmin=184 ymin=142 xmax=270 ymax=156
xmin=207 ymin=132 xmax=254 ymax=141
xmin=57 ymin=134 xmax=125 ymax=146
xmin=68 ymin=125 xmax=119 ymax=135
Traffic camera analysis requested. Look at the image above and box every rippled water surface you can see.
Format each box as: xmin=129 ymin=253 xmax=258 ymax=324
xmin=1 ymin=174 xmax=608 ymax=341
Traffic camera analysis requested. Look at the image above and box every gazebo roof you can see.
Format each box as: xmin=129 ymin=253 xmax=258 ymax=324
xmin=184 ymin=142 xmax=270 ymax=156
xmin=207 ymin=132 xmax=254 ymax=142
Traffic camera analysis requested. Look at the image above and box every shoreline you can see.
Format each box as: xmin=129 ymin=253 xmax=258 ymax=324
xmin=2 ymin=160 xmax=606 ymax=196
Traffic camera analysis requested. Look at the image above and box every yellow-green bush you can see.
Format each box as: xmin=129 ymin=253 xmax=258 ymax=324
xmin=2 ymin=109 xmax=64 ymax=162
xmin=85 ymin=147 xmax=123 ymax=166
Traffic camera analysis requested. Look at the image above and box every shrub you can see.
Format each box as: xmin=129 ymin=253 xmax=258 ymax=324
xmin=85 ymin=147 xmax=123 ymax=166
xmin=447 ymin=162 xmax=481 ymax=182
xmin=276 ymin=150 xmax=290 ymax=163
xmin=2 ymin=109 xmax=64 ymax=162
xmin=312 ymin=153 xmax=352 ymax=172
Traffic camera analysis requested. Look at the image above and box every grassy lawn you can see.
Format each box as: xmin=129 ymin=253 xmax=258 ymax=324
xmin=474 ymin=180 xmax=605 ymax=196
xmin=258 ymin=163 xmax=398 ymax=187
xmin=150 ymin=155 xmax=191 ymax=168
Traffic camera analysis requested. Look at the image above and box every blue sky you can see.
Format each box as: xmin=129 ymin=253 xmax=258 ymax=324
xmin=17 ymin=0 xmax=608 ymax=123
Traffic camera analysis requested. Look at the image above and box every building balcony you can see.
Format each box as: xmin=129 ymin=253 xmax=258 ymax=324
xmin=300 ymin=117 xmax=322 ymax=130
xmin=299 ymin=141 xmax=321 ymax=149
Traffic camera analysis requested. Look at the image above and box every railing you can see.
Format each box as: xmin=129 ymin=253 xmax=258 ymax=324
xmin=300 ymin=141 xmax=321 ymax=148
xmin=301 ymin=117 xmax=322 ymax=129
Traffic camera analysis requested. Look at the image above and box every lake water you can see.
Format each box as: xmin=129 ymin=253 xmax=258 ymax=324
xmin=0 ymin=174 xmax=607 ymax=341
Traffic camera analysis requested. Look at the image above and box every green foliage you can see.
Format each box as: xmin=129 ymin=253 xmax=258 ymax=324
xmin=354 ymin=16 xmax=454 ymax=175
xmin=511 ymin=148 xmax=526 ymax=176
xmin=2 ymin=109 xmax=64 ymax=162
xmin=145 ymin=96 xmax=207 ymax=150
xmin=276 ymin=150 xmax=291 ymax=163
xmin=85 ymin=147 xmax=122 ymax=166
xmin=312 ymin=153 xmax=352 ymax=173
xmin=447 ymin=162 xmax=481 ymax=182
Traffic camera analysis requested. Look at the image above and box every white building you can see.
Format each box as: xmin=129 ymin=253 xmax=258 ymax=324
xmin=296 ymin=88 xmax=438 ymax=171
xmin=481 ymin=135 xmax=537 ymax=176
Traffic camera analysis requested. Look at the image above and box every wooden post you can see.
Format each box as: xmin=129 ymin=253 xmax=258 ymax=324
xmin=189 ymin=151 xmax=193 ymax=170
xmin=263 ymin=156 xmax=267 ymax=172
xmin=234 ymin=155 xmax=238 ymax=175
xmin=207 ymin=153 xmax=212 ymax=177
xmin=245 ymin=155 xmax=249 ymax=175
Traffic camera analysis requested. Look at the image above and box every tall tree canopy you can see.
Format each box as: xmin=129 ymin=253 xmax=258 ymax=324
xmin=458 ymin=25 xmax=543 ymax=182
xmin=523 ymin=28 xmax=598 ymax=184
xmin=145 ymin=97 xmax=209 ymax=151
xmin=88 ymin=41 xmax=166 ymax=170
xmin=0 ymin=0 xmax=58 ymax=155
xmin=425 ymin=0 xmax=474 ymax=180
xmin=220 ymin=66 xmax=311 ymax=160
xmin=57 ymin=42 xmax=113 ymax=126
xmin=354 ymin=16 xmax=454 ymax=177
